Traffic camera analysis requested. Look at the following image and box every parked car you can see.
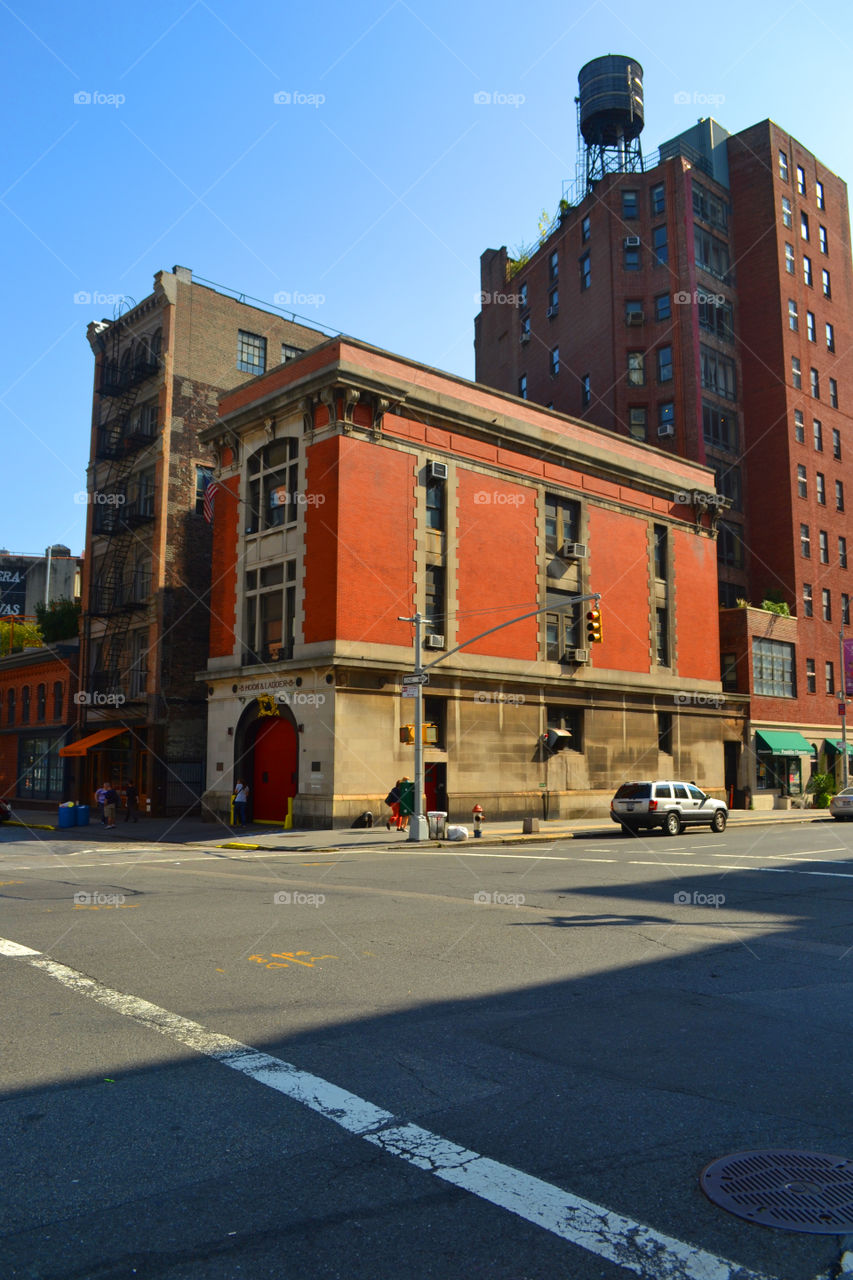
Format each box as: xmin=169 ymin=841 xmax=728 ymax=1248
xmin=829 ymin=787 xmax=853 ymax=820
xmin=610 ymin=780 xmax=728 ymax=836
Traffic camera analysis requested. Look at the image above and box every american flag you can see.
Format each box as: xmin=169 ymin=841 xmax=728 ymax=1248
xmin=202 ymin=475 xmax=218 ymax=524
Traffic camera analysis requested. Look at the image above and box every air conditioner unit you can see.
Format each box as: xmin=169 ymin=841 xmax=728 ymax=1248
xmin=626 ymin=311 xmax=645 ymax=325
xmin=566 ymin=648 xmax=590 ymax=664
xmin=624 ymin=236 xmax=641 ymax=247
xmin=425 ymin=633 xmax=445 ymax=649
xmin=562 ymin=541 xmax=588 ymax=559
xmin=520 ymin=331 xmax=531 ymax=344
xmin=657 ymin=424 xmax=675 ymax=439
xmin=546 ymin=306 xmax=558 ymax=318
xmin=428 ymin=461 xmax=448 ymax=481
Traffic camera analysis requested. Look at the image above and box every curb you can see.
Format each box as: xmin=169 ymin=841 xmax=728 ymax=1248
xmin=5 ymin=820 xmax=57 ymax=831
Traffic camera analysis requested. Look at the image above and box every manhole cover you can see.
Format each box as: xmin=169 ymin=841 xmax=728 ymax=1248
xmin=700 ymin=1150 xmax=853 ymax=1233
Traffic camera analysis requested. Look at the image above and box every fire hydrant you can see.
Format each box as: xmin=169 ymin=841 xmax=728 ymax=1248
xmin=472 ymin=804 xmax=484 ymax=837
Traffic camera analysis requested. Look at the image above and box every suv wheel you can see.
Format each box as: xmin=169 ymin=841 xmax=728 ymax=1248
xmin=710 ymin=809 xmax=727 ymax=833
xmin=663 ymin=811 xmax=681 ymax=837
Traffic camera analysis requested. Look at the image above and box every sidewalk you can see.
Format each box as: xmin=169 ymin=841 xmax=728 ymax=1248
xmin=1 ymin=805 xmax=832 ymax=853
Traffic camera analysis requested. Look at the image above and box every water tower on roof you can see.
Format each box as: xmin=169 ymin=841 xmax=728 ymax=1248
xmin=577 ymin=55 xmax=644 ymax=190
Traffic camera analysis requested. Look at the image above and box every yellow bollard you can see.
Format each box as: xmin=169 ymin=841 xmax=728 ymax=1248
xmin=284 ymin=796 xmax=293 ymax=830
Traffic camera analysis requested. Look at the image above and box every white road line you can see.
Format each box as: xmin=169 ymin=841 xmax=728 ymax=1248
xmin=0 ymin=935 xmax=777 ymax=1280
xmin=628 ymin=859 xmax=853 ymax=880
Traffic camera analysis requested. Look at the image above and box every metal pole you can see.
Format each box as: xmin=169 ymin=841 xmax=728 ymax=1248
xmin=409 ymin=612 xmax=428 ymax=842
xmin=841 ymin=623 xmax=849 ymax=788
xmin=44 ymin=545 xmax=53 ymax=607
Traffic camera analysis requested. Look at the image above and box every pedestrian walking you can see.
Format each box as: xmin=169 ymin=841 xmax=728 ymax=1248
xmin=398 ymin=776 xmax=410 ymax=831
xmin=95 ymin=783 xmax=108 ymax=825
xmin=124 ymin=781 xmax=140 ymax=824
xmin=103 ymin=784 xmax=119 ymax=828
xmin=233 ymin=780 xmax=249 ymax=827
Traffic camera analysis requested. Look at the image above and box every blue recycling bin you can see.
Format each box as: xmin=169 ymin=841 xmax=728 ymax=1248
xmin=57 ymin=805 xmax=76 ymax=829
xmin=75 ymin=805 xmax=90 ymax=827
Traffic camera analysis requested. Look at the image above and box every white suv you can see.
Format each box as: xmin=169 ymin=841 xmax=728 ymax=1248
xmin=610 ymin=780 xmax=728 ymax=836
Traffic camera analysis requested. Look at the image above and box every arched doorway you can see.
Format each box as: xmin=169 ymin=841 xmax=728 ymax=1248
xmin=247 ymin=715 xmax=299 ymax=822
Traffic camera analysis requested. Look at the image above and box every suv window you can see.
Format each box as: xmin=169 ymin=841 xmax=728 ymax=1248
xmin=673 ymin=784 xmax=689 ymax=799
xmin=687 ymin=785 xmax=705 ymax=800
xmin=654 ymin=784 xmax=673 ymax=798
xmin=615 ymin=783 xmax=651 ymax=799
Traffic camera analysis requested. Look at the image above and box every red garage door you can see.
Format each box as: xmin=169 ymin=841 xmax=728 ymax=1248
xmin=250 ymin=717 xmax=298 ymax=822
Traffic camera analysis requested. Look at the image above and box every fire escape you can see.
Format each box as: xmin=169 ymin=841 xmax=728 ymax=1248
xmin=88 ymin=321 xmax=161 ymax=703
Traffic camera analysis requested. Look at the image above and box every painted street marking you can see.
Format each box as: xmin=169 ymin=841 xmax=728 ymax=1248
xmin=0 ymin=938 xmax=40 ymax=956
xmin=0 ymin=935 xmax=778 ymax=1280
xmin=248 ymin=951 xmax=336 ymax=969
xmin=629 ymin=860 xmax=853 ymax=880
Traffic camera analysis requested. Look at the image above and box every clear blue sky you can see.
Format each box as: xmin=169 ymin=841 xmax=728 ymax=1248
xmin=2 ymin=0 xmax=852 ymax=556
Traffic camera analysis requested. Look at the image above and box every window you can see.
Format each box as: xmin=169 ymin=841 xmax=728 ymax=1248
xmin=657 ymin=345 xmax=673 ymax=383
xmin=694 ymin=228 xmax=730 ymax=280
xmin=816 ymin=180 xmax=825 ymax=209
xmin=580 ymin=373 xmax=591 ymax=408
xmin=247 ymin=437 xmax=299 ymax=533
xmin=811 ymin=368 xmax=820 ymax=399
xmin=622 ymin=190 xmax=638 ymax=219
xmin=800 ymin=211 xmax=810 ymax=241
xmin=781 ymin=197 xmax=792 ymax=228
xmin=794 ymin=409 xmax=805 ymax=443
xmin=195 ymin=465 xmax=214 ymax=515
xmin=625 ymin=299 xmax=643 ymax=324
xmin=804 ymin=256 xmax=813 ymax=286
xmin=628 ymin=407 xmax=647 ymax=441
xmin=803 ymin=583 xmax=813 ymax=616
xmin=36 ymin=683 xmax=45 ymax=722
xmin=548 ymin=286 xmax=559 ymax=315
xmin=826 ymin=323 xmax=835 ymax=352
xmin=841 ymin=537 xmax=848 ymax=569
xmin=800 ymin=523 xmax=811 ymax=557
xmin=519 ymin=374 xmax=527 ymax=400
xmin=785 ymin=243 xmax=795 ymax=274
xmin=653 ymin=523 xmax=668 ymax=580
xmin=698 ymin=294 xmax=733 ymax=341
xmin=550 ymin=345 xmax=560 ymax=377
xmin=425 ymin=565 xmax=445 ymax=637
xmin=425 ymin=470 xmax=446 ymax=531
xmin=822 ymin=268 xmax=831 ymax=298
xmin=21 ymin=685 xmax=30 ymax=724
xmin=546 ymin=705 xmax=583 ymax=751
xmin=823 ymin=588 xmax=832 ymax=621
xmin=717 ymin=519 xmax=744 ymax=568
xmin=581 ymin=215 xmax=590 ymax=242
xmin=797 ymin=464 xmax=807 ymax=497
xmin=520 ymin=313 xmax=530 ymax=340
xmin=813 ymin=418 xmax=823 ymax=451
xmin=652 ymin=225 xmax=668 ymax=265
xmin=243 ymin=561 xmax=297 ymax=665
xmin=650 ymin=183 xmax=665 ymax=215
xmin=655 ymin=293 xmax=671 ymax=321
xmin=702 ymin=403 xmax=738 ymax=451
xmin=714 ymin=464 xmax=742 ymax=510
xmin=807 ymin=311 xmax=816 ymax=342
xmin=817 ymin=472 xmax=826 ymax=504
xmin=826 ymin=661 xmax=835 ymax=695
xmin=620 ymin=351 xmax=643 ymax=387
xmin=806 ymin=659 xmax=816 ymax=693
xmin=788 ymin=299 xmax=799 ymax=330
xmin=6 ymin=689 xmax=14 ymax=726
xmin=53 ymin=681 xmax=63 ymax=720
xmin=237 ymin=330 xmax=266 ymax=375
xmin=721 ymin=653 xmax=738 ymax=692
xmin=129 ymin=628 xmax=148 ymax=699
xmin=779 ymin=150 xmax=789 ymax=181
xmin=693 ymin=183 xmax=729 ymax=230
xmin=545 ymin=590 xmax=582 ymax=659
xmin=753 ymin=638 xmax=796 ymax=698
xmin=700 ymin=346 xmax=736 ymax=399
xmin=791 ymin=356 xmax=801 ymax=389
xmin=549 ymin=249 xmax=559 ymax=282
xmin=844 ymin=594 xmax=851 ymax=626
xmin=623 ymin=242 xmax=640 ymax=271
xmin=833 ymin=428 xmax=841 ymax=460
xmin=658 ymin=402 xmax=675 ymax=433
xmin=579 ymin=253 xmax=591 ymax=290
xmin=836 ymin=479 xmax=845 ymax=511
xmin=658 ymin=711 xmax=673 ymax=754
xmin=281 ymin=344 xmax=304 ymax=364
xmin=656 ymin=607 xmax=669 ymax=666
xmin=519 ymin=282 xmax=528 ymax=309
xmin=829 ymin=377 xmax=838 ymax=408
xmin=819 ymin=225 xmax=828 ymax=255
xmin=819 ymin=529 xmax=828 ymax=563
xmin=797 ymin=165 xmax=806 ymax=195
xmin=544 ymin=495 xmax=581 ymax=555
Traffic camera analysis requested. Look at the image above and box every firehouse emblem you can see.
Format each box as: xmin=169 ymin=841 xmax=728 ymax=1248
xmin=256 ymin=693 xmax=280 ymax=717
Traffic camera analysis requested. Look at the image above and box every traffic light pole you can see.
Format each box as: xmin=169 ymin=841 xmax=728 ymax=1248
xmin=841 ymin=622 xmax=849 ymax=789
xmin=399 ymin=592 xmax=600 ymax=843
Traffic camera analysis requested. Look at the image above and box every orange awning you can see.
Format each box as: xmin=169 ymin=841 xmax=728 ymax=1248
xmin=59 ymin=727 xmax=126 ymax=757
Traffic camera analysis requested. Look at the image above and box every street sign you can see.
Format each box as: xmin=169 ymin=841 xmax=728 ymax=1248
xmin=402 ymin=674 xmax=429 ymax=685
xmin=839 ymin=702 xmax=848 ymax=716
xmin=401 ymin=686 xmax=417 ymax=699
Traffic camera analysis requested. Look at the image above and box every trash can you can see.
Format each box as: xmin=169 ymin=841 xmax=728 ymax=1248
xmin=75 ymin=805 xmax=90 ymax=827
xmin=57 ymin=805 xmax=76 ymax=829
xmin=427 ymin=811 xmax=447 ymax=839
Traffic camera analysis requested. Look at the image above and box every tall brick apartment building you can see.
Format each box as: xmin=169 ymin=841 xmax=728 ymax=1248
xmin=475 ymin=64 xmax=853 ymax=806
xmin=199 ymin=336 xmax=735 ymax=827
xmin=73 ymin=267 xmax=328 ymax=814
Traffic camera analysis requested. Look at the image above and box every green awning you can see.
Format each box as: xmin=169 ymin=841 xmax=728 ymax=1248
xmin=826 ymin=739 xmax=853 ymax=756
xmin=755 ymin=730 xmax=814 ymax=755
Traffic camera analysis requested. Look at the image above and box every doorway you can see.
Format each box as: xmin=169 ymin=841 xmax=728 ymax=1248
xmin=249 ymin=716 xmax=298 ymax=821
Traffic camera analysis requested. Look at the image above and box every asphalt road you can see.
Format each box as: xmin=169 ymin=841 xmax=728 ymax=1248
xmin=1 ymin=820 xmax=853 ymax=1279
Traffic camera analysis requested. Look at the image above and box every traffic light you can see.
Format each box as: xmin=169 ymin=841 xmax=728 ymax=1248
xmin=586 ymin=605 xmax=603 ymax=644
xmin=400 ymin=725 xmax=415 ymax=744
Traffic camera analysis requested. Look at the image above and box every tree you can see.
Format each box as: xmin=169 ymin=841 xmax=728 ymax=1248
xmin=0 ymin=618 xmax=42 ymax=656
xmin=35 ymin=598 xmax=81 ymax=644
